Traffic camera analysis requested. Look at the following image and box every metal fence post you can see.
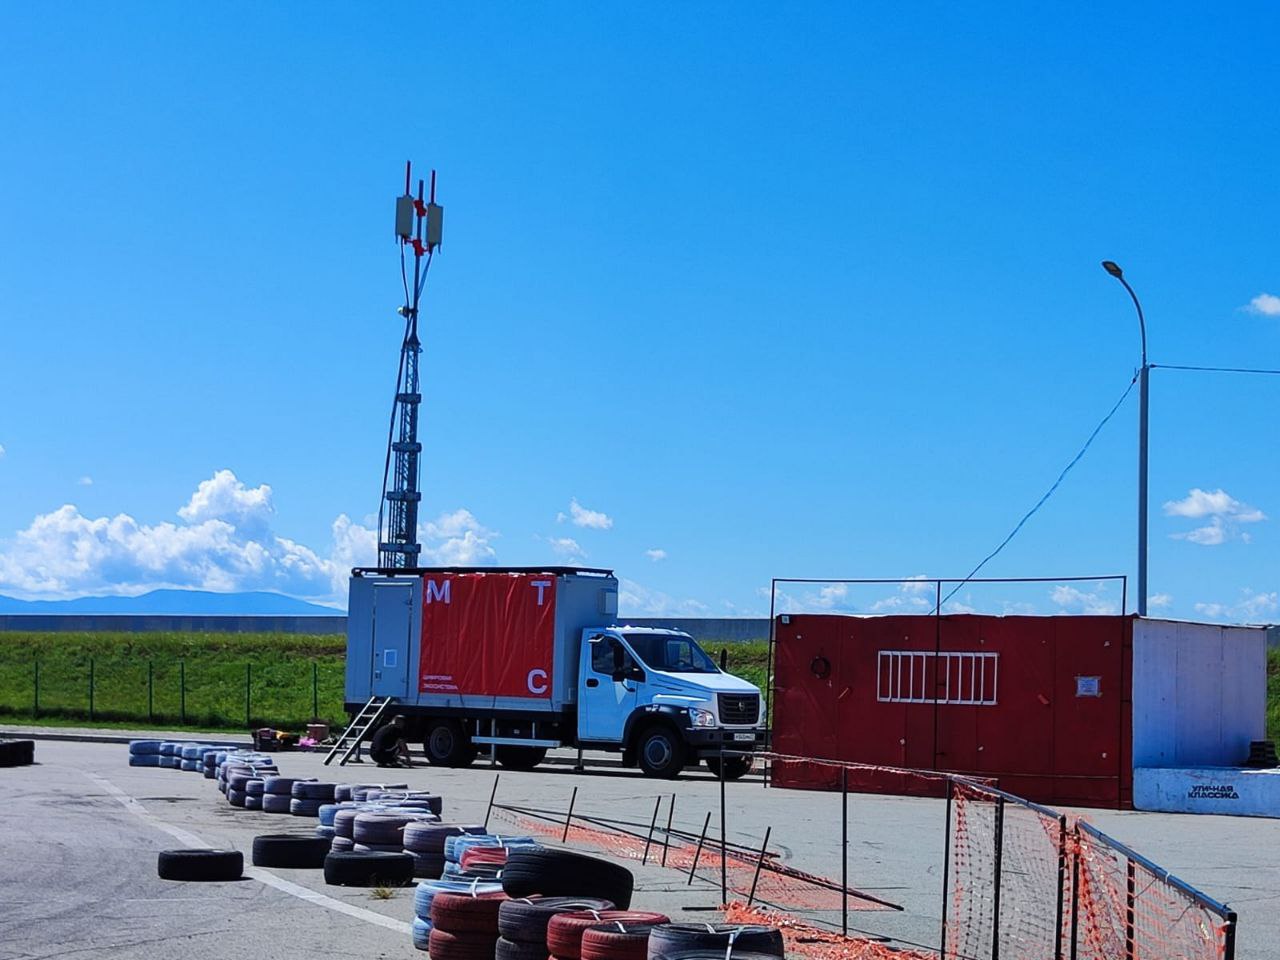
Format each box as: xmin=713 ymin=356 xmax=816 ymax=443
xmin=245 ymin=663 xmax=252 ymax=727
xmin=1224 ymin=911 xmax=1238 ymax=960
xmin=642 ymin=796 xmax=662 ymax=865
xmin=484 ymin=773 xmax=500 ymax=830
xmin=33 ymin=660 xmax=39 ymax=717
xmin=940 ymin=779 xmax=954 ymax=958
xmin=88 ymin=657 xmax=95 ymax=721
xmin=147 ymin=660 xmax=154 ymax=721
xmin=312 ymin=661 xmax=319 ymax=719
xmin=563 ymin=786 xmax=578 ymax=842
xmin=842 ymin=765 xmax=849 ymax=937
xmin=719 ymin=746 xmax=728 ymax=904
xmin=747 ymin=826 xmax=772 ymax=906
xmin=661 ymin=793 xmax=676 ymax=867
xmin=991 ymin=796 xmax=1005 ymax=960
xmin=1124 ymin=859 xmax=1136 ymax=960
xmin=1054 ymin=815 xmax=1068 ymax=960
xmin=179 ymin=659 xmax=186 ymax=724
xmin=687 ymin=810 xmax=712 ymax=885
xmin=1069 ymin=825 xmax=1081 ymax=960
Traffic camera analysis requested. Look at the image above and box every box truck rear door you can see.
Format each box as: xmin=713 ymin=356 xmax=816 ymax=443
xmin=372 ymin=582 xmax=414 ymax=698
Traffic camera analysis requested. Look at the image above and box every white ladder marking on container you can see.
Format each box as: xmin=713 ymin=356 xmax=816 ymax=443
xmin=83 ymin=771 xmax=411 ymax=935
xmin=876 ymin=650 xmax=999 ymax=705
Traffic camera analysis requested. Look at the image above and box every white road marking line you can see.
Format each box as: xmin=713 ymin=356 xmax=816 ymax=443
xmin=84 ymin=772 xmax=412 ymax=935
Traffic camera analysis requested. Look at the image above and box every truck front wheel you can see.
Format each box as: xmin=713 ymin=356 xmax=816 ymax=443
xmin=423 ymin=720 xmax=477 ymax=768
xmin=636 ymin=726 xmax=686 ymax=779
xmin=705 ymin=754 xmax=755 ymax=781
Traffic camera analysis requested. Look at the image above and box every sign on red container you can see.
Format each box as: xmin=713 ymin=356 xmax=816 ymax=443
xmin=418 ymin=572 xmax=557 ymax=698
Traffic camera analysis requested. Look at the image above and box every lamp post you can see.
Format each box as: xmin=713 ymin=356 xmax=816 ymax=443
xmin=1101 ymin=260 xmax=1149 ymax=616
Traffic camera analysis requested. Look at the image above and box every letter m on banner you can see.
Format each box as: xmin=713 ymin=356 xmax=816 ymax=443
xmin=425 ymin=579 xmax=451 ymax=604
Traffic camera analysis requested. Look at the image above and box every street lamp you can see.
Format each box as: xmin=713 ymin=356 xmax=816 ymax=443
xmin=1101 ymin=260 xmax=1150 ymax=616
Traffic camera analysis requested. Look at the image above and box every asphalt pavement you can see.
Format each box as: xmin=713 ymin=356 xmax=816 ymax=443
xmin=1 ymin=738 xmax=1276 ymax=960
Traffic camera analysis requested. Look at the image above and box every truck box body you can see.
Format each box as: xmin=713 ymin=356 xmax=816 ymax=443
xmin=345 ymin=567 xmax=619 ymax=714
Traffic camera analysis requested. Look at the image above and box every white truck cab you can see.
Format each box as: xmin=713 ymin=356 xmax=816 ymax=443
xmin=578 ymin=627 xmax=764 ymax=778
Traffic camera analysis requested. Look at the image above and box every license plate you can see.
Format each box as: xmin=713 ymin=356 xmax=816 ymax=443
xmin=733 ymin=733 xmax=755 ymax=742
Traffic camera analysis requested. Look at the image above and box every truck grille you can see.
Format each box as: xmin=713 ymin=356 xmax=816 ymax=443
xmin=718 ymin=693 xmax=760 ymax=726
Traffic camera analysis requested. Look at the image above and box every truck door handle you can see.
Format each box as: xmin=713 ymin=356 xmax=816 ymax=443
xmin=585 ymin=678 xmax=599 ymax=688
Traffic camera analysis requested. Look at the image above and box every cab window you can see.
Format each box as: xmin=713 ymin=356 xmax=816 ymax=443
xmin=591 ymin=636 xmax=625 ymax=674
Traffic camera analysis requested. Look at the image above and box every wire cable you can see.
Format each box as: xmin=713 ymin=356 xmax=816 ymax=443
xmin=1152 ymin=363 xmax=1280 ymax=376
xmin=937 ymin=374 xmax=1139 ymax=612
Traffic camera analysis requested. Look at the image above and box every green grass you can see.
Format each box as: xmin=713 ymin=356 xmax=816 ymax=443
xmin=0 ymin=632 xmax=772 ymax=734
xmin=0 ymin=631 xmax=346 ymax=731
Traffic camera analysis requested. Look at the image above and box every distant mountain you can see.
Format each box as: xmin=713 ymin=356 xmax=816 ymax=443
xmin=0 ymin=589 xmax=343 ymax=615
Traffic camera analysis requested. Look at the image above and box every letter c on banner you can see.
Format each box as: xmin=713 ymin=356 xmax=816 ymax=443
xmin=527 ymin=669 xmax=549 ymax=695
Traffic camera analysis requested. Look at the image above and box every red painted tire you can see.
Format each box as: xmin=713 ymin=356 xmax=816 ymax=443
xmin=548 ymin=912 xmax=669 ymax=960
xmin=430 ymin=891 xmax=508 ymax=933
xmin=429 ymin=928 xmax=500 ymax=960
xmin=581 ymin=922 xmax=667 ymax=960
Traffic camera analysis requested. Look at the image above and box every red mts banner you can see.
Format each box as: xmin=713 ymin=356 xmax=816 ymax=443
xmin=418 ymin=573 xmax=557 ymax=698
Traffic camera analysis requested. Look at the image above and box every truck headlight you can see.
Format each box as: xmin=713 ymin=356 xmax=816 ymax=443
xmin=688 ymin=707 xmax=716 ymax=728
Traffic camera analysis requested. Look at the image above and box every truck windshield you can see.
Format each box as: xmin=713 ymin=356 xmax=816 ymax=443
xmin=624 ymin=635 xmax=719 ymax=674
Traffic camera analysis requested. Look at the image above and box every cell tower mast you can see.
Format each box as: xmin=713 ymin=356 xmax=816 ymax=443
xmin=378 ymin=161 xmax=444 ymax=568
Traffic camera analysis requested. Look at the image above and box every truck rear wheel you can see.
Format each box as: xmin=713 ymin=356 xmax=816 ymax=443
xmin=636 ymin=726 xmax=685 ymax=779
xmin=424 ymin=720 xmax=477 ymax=768
xmin=705 ymin=754 xmax=754 ymax=781
xmin=494 ymin=746 xmax=547 ymax=771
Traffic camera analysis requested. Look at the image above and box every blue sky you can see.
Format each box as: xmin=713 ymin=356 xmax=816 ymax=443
xmin=0 ymin=4 xmax=1277 ymax=620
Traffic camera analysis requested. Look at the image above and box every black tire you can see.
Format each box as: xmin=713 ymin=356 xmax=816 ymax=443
xmin=497 ymin=936 xmax=551 ymax=960
xmin=498 ymin=896 xmax=616 ymax=944
xmin=157 ymin=848 xmax=243 ymax=882
xmin=262 ymin=793 xmax=292 ymax=814
xmin=323 ymin=850 xmax=415 ymax=887
xmin=635 ymin=725 xmax=686 ymax=779
xmin=424 ymin=720 xmax=477 ymax=768
xmin=3 ymin=740 xmax=35 ymax=766
xmin=290 ymin=798 xmax=324 ymax=817
xmin=292 ymin=781 xmax=337 ymax=801
xmin=502 ymin=848 xmax=633 ymax=909
xmin=409 ymin=851 xmax=446 ymax=878
xmin=645 ymin=924 xmax=785 ymax=959
xmin=495 ymin=746 xmax=547 ymax=771
xmin=704 ymin=755 xmax=755 ymax=781
xmin=251 ymin=833 xmax=332 ymax=869
xmin=404 ymin=822 xmax=464 ymax=854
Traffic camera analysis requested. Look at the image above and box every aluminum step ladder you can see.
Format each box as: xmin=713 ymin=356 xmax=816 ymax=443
xmin=324 ymin=695 xmax=395 ymax=766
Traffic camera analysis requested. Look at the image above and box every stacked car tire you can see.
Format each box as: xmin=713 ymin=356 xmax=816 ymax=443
xmin=0 ymin=739 xmax=35 ymax=767
xmin=547 ymin=910 xmax=669 ymax=960
xmin=497 ymin=897 xmax=617 ymax=960
xmin=429 ymin=891 xmax=508 ymax=960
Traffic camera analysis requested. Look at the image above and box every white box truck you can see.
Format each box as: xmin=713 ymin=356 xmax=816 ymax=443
xmin=342 ymin=566 xmax=765 ymax=779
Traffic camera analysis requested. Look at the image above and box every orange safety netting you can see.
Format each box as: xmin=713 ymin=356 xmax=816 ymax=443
xmin=723 ymin=902 xmax=934 ymax=960
xmin=490 ymin=804 xmax=888 ymax=913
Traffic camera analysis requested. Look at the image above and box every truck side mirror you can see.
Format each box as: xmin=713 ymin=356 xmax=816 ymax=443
xmin=719 ymin=648 xmax=728 ymax=670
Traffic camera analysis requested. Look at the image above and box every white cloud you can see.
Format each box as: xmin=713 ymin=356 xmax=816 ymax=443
xmin=78 ymin=476 xmax=93 ymax=486
xmin=0 ymin=443 xmax=5 ymax=458
xmin=557 ymin=498 xmax=613 ymax=530
xmin=0 ymin=470 xmax=498 ymax=603
xmin=420 ymin=509 xmax=499 ymax=566
xmin=644 ymin=548 xmax=667 ymax=562
xmin=1050 ymin=584 xmax=1119 ymax=615
xmin=1164 ymin=488 xmax=1265 ymax=546
xmin=543 ymin=536 xmax=585 ymax=560
xmin=618 ymin=578 xmax=709 ymax=616
xmin=1194 ymin=589 xmax=1278 ymax=623
xmin=1148 ymin=593 xmax=1173 ymax=610
xmin=1245 ymin=293 xmax=1280 ymax=317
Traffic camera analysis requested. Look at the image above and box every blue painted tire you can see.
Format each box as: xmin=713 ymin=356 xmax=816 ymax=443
xmin=129 ymin=755 xmax=163 ymax=767
xmin=412 ymin=916 xmax=431 ymax=950
xmin=129 ymin=740 xmax=163 ymax=755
